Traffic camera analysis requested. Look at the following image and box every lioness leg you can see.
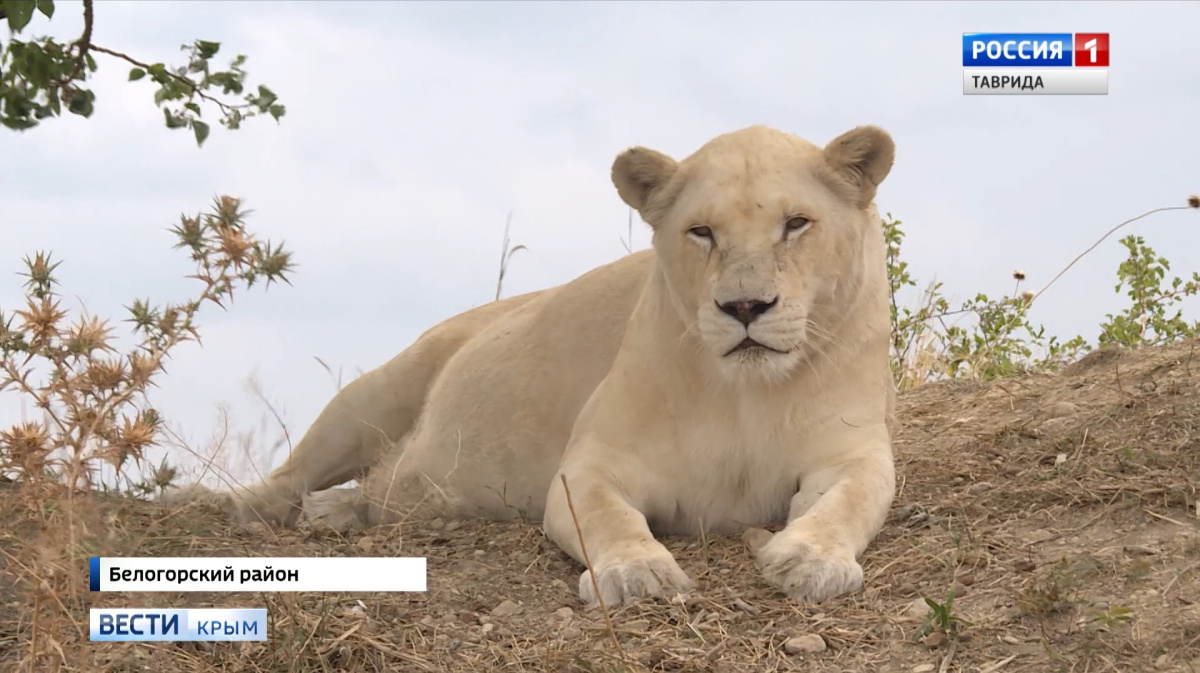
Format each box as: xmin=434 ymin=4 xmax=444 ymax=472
xmin=543 ymin=457 xmax=695 ymax=607
xmin=755 ymin=429 xmax=895 ymax=603
xmin=162 ymin=339 xmax=447 ymax=526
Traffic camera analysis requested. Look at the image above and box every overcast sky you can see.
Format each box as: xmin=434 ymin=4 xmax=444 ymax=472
xmin=2 ymin=1 xmax=1198 ymax=487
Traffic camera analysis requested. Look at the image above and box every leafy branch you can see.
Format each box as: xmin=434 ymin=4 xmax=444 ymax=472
xmin=1 ymin=0 xmax=285 ymax=145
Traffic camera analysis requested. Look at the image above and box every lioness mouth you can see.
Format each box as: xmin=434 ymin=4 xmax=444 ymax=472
xmin=725 ymin=338 xmax=788 ymax=356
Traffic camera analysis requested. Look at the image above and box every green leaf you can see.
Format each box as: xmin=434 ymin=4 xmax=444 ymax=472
xmin=192 ymin=119 xmax=210 ymax=146
xmin=195 ymin=39 xmax=220 ymax=59
xmin=128 ymin=67 xmax=146 ymax=81
xmin=35 ymin=0 xmax=52 ymax=19
xmin=5 ymin=0 xmax=37 ymax=31
xmin=1 ymin=116 xmax=39 ymax=130
xmin=163 ymin=108 xmax=187 ymax=129
xmin=267 ymin=103 xmax=285 ymax=121
xmin=67 ymin=90 xmax=94 ymax=117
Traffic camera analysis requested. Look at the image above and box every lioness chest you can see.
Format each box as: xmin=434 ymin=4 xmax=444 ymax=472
xmin=637 ymin=398 xmax=811 ymax=536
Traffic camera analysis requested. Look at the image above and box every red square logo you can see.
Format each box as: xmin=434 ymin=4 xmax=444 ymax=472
xmin=1074 ymin=33 xmax=1109 ymax=67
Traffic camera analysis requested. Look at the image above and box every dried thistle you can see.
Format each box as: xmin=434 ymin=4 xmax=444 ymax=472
xmin=1012 ymin=270 xmax=1026 ymax=281
xmin=0 ymin=195 xmax=293 ymax=490
xmin=0 ymin=422 xmax=52 ymax=478
xmin=66 ymin=314 xmax=115 ymax=357
xmin=1188 ymin=195 xmax=1199 ymax=209
xmin=15 ymin=295 xmax=67 ymax=351
xmin=84 ymin=358 xmax=126 ymax=392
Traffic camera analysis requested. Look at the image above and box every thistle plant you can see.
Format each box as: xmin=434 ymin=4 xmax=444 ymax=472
xmin=0 ymin=195 xmax=294 ymax=494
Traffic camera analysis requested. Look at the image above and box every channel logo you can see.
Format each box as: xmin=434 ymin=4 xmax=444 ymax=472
xmin=962 ymin=33 xmax=1109 ymax=95
xmin=89 ymin=608 xmax=267 ymax=642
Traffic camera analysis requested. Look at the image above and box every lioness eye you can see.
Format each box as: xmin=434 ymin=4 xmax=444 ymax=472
xmin=785 ymin=217 xmax=811 ymax=233
xmin=687 ymin=226 xmax=713 ymax=240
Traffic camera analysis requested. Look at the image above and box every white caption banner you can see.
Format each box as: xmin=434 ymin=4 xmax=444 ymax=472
xmin=91 ymin=556 xmax=427 ymax=592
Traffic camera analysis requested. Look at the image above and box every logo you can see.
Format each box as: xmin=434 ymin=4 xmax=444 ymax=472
xmin=962 ymin=32 xmax=1109 ymax=95
xmin=1073 ymin=33 xmax=1109 ymax=67
xmin=89 ymin=608 xmax=268 ymax=642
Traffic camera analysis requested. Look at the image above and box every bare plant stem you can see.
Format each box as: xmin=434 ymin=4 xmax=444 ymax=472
xmin=1033 ymin=205 xmax=1194 ymax=303
xmin=559 ymin=474 xmax=625 ymax=660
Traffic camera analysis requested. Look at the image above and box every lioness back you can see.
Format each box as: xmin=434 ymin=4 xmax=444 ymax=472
xmin=360 ymin=250 xmax=655 ymax=521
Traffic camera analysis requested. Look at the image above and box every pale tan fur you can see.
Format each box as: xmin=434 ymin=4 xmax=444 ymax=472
xmin=162 ymin=124 xmax=899 ymax=606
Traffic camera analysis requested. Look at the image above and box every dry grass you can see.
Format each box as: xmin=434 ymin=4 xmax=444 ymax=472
xmin=2 ymin=339 xmax=1199 ymax=672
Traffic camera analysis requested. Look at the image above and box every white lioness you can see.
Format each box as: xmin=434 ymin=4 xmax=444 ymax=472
xmin=164 ymin=124 xmax=898 ymax=607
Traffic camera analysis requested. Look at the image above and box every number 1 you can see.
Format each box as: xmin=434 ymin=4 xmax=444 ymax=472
xmin=1084 ymin=38 xmax=1098 ymax=63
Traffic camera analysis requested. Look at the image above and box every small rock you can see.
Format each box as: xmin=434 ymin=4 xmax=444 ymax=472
xmin=1002 ymin=635 xmax=1020 ymax=645
xmin=561 ymin=626 xmax=582 ymax=639
xmin=427 ymin=518 xmax=445 ymax=531
xmin=550 ymin=578 xmax=569 ymax=592
xmin=481 ymin=622 xmax=495 ymax=634
xmin=356 ymin=537 xmax=375 ymax=553
xmin=966 ymin=481 xmax=992 ymax=496
xmin=949 ymin=476 xmax=965 ymax=486
xmin=1054 ymin=453 xmax=1068 ymax=466
xmin=922 ymin=631 xmax=948 ymax=649
xmin=1155 ymin=653 xmax=1171 ymax=668
xmin=624 ymin=619 xmax=651 ymax=632
xmin=1047 ymin=401 xmax=1079 ymax=418
xmin=473 ymin=549 xmax=485 ymax=557
xmin=457 ymin=611 xmax=476 ymax=624
xmin=1013 ymin=559 xmax=1036 ymax=572
xmin=553 ymin=607 xmax=574 ymax=621
xmin=905 ymin=597 xmax=931 ymax=619
xmin=444 ymin=520 xmax=462 ymax=532
xmin=419 ymin=615 xmax=436 ymax=627
xmin=782 ymin=633 xmax=827 ymax=655
xmin=956 ymin=574 xmax=975 ymax=587
xmin=951 ymin=581 xmax=970 ymax=598
xmin=490 ymin=599 xmax=522 ymax=617
xmin=742 ymin=527 xmax=774 ymax=553
xmin=912 ymin=665 xmax=936 ymax=673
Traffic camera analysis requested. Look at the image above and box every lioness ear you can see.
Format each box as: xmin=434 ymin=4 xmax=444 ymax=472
xmin=611 ymin=147 xmax=678 ymax=216
xmin=823 ymin=125 xmax=895 ymax=207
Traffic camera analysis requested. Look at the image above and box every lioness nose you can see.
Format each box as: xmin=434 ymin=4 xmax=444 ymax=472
xmin=717 ymin=297 xmax=778 ymax=326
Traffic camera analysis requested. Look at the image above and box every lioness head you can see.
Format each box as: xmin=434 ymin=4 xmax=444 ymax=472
xmin=612 ymin=125 xmax=894 ymax=384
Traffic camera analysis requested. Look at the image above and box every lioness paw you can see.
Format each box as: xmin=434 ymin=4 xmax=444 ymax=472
xmin=755 ymin=536 xmax=863 ymax=604
xmin=158 ymin=483 xmax=300 ymax=527
xmin=301 ymin=488 xmax=368 ymax=533
xmin=578 ymin=555 xmax=694 ymax=607
xmin=159 ymin=484 xmax=237 ymax=514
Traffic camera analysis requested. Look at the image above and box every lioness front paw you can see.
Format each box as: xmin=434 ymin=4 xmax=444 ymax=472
xmin=578 ymin=554 xmax=694 ymax=607
xmin=755 ymin=535 xmax=863 ymax=603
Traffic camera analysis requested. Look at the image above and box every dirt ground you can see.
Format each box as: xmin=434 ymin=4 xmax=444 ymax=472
xmin=2 ymin=340 xmax=1199 ymax=672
